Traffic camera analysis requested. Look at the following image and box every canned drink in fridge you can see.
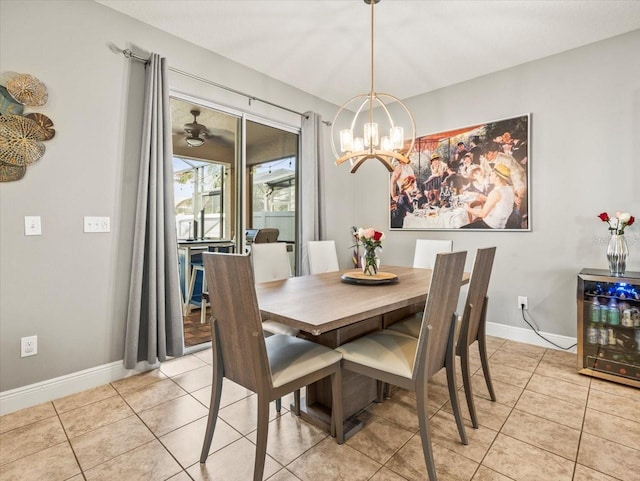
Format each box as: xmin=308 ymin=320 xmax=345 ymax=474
xmin=622 ymin=309 xmax=633 ymax=327
xmin=599 ymin=327 xmax=609 ymax=345
xmin=587 ymin=325 xmax=599 ymax=344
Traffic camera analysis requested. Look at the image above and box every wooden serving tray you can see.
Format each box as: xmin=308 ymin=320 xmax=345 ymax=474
xmin=341 ymin=270 xmax=399 ymax=285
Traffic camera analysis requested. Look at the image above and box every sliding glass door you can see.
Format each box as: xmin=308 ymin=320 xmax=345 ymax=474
xmin=170 ymin=94 xmax=300 ymax=348
xmin=246 ymin=119 xmax=299 ymax=275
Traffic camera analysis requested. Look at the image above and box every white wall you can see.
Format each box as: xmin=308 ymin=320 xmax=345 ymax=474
xmin=353 ymin=30 xmax=640 ymax=337
xmin=1 ymin=0 xmax=638 ymax=403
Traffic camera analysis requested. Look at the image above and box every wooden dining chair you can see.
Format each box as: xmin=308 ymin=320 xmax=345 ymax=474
xmin=200 ymin=253 xmax=344 ymax=481
xmin=413 ymin=239 xmax=453 ymax=269
xmin=387 ymin=247 xmax=498 ymax=428
xmin=308 ymin=240 xmax=340 ymax=274
xmin=336 ymin=251 xmax=468 ymax=481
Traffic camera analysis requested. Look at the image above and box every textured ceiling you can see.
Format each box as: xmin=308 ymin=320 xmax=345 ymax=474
xmin=98 ymin=0 xmax=640 ymax=106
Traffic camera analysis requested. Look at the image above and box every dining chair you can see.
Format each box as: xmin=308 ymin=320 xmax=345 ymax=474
xmin=413 ymin=239 xmax=453 ymax=269
xmin=335 ymin=251 xmax=468 ymax=481
xmin=251 ymin=242 xmax=293 ymax=283
xmin=308 ymin=240 xmax=340 ymax=274
xmin=387 ymin=247 xmax=498 ymax=428
xmin=253 ymin=227 xmax=280 ymax=244
xmin=250 ymin=242 xmax=300 ymax=413
xmin=200 ymin=253 xmax=344 ymax=481
xmin=196 ymin=244 xmax=235 ymax=325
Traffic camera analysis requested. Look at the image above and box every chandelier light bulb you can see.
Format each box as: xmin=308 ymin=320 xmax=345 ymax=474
xmin=364 ymin=122 xmax=379 ymax=148
xmin=353 ymin=137 xmax=365 ymax=152
xmin=391 ymin=126 xmax=404 ymax=150
xmin=340 ymin=129 xmax=354 ymax=153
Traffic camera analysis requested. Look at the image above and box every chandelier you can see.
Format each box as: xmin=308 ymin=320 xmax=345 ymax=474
xmin=331 ymin=0 xmax=415 ymax=174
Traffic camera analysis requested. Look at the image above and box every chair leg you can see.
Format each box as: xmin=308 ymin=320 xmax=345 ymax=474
xmin=184 ymin=265 xmax=198 ymax=315
xmin=254 ymin=395 xmax=270 ymax=481
xmin=330 ymin=368 xmax=344 ymax=444
xmin=478 ymin=298 xmax=497 ymax=402
xmin=445 ymin=314 xmax=468 ymax=445
xmin=275 ymin=398 xmax=282 ymax=413
xmin=416 ymin=380 xmax=438 ymax=481
xmin=200 ymin=326 xmax=224 ymax=463
xmin=460 ymin=343 xmax=478 ymax=429
xmin=200 ymin=274 xmax=208 ymax=324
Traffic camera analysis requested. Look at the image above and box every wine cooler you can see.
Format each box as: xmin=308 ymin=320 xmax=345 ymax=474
xmin=577 ymin=269 xmax=640 ymax=388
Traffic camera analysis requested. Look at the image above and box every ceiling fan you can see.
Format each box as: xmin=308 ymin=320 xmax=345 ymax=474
xmin=183 ymin=109 xmax=209 ymax=147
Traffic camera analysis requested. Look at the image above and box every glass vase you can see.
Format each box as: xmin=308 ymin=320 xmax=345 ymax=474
xmin=361 ymin=247 xmax=380 ymax=276
xmin=607 ymin=234 xmax=628 ymax=277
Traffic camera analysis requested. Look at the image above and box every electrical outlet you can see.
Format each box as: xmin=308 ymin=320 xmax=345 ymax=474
xmin=21 ymin=335 xmax=38 ymax=357
xmin=518 ymin=296 xmax=528 ymax=310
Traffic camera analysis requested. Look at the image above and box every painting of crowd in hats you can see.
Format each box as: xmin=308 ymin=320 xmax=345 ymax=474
xmin=390 ymin=113 xmax=530 ymax=231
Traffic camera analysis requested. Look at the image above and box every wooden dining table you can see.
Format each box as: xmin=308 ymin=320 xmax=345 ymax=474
xmin=255 ymin=265 xmax=470 ymax=439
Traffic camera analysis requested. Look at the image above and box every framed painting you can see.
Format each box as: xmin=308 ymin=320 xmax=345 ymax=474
xmin=390 ymin=113 xmax=530 ymax=231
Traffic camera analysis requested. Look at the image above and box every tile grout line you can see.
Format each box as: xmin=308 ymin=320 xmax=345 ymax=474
xmin=51 ymin=401 xmax=87 ymax=481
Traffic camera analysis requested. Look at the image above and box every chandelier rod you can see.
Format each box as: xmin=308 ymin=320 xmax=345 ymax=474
xmin=368 ymin=0 xmax=375 ymax=142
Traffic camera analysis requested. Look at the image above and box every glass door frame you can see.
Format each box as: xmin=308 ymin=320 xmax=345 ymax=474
xmin=243 ymin=113 xmax=301 ymax=272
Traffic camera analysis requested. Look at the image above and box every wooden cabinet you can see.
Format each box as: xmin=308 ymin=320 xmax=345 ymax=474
xmin=577 ymin=269 xmax=640 ymax=388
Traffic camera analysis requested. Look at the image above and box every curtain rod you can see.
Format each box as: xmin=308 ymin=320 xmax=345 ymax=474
xmin=120 ymin=48 xmax=313 ymax=120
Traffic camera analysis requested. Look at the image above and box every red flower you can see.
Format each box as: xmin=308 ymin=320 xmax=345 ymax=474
xmin=373 ymin=231 xmax=383 ymax=241
xmin=628 ymin=216 xmax=635 ymax=227
xmin=598 ymin=212 xmax=610 ymax=222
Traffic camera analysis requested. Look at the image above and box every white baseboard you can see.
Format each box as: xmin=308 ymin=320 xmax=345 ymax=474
xmin=0 ymin=360 xmax=158 ymax=416
xmin=1 ymin=324 xmax=577 ymax=416
xmin=486 ymin=321 xmax=577 ymax=353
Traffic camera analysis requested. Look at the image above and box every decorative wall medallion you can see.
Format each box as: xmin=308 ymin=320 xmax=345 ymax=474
xmin=0 ymin=114 xmax=46 ymax=166
xmin=0 ymin=161 xmax=27 ymax=182
xmin=6 ymin=73 xmax=48 ymax=106
xmin=25 ymin=113 xmax=55 ymax=140
xmin=1 ymin=73 xmax=54 ymax=182
xmin=0 ymin=85 xmax=24 ymax=115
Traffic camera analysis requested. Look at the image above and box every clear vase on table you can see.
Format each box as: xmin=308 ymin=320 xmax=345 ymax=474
xmin=361 ymin=247 xmax=380 ymax=276
xmin=606 ymin=233 xmax=628 ymax=277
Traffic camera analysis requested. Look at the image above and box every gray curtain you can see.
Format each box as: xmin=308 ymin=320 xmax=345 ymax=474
xmin=299 ymin=112 xmax=323 ymax=275
xmin=124 ymin=53 xmax=184 ymax=369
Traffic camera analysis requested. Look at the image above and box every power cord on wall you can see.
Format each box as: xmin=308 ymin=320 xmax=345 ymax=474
xmin=520 ymin=304 xmax=577 ymax=351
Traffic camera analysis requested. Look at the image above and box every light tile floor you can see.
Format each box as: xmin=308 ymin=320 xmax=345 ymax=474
xmin=1 ymin=337 xmax=639 ymax=481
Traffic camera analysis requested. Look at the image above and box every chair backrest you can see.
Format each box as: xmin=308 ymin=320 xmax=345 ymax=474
xmin=202 ymin=253 xmax=270 ymax=392
xmin=413 ymin=251 xmax=467 ymax=380
xmin=251 ymin=243 xmax=292 ymax=283
xmin=460 ymin=247 xmax=496 ymax=347
xmin=253 ymin=228 xmax=279 ymax=244
xmin=308 ymin=240 xmax=340 ymax=274
xmin=413 ymin=239 xmax=453 ymax=269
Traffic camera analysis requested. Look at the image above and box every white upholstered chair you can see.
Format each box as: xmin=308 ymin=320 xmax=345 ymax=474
xmin=336 ymin=251 xmax=468 ymax=481
xmin=308 ymin=240 xmax=340 ymax=274
xmin=251 ymin=243 xmax=292 ymax=283
xmin=413 ymin=239 xmax=453 ymax=269
xmin=200 ymin=253 xmax=343 ymax=481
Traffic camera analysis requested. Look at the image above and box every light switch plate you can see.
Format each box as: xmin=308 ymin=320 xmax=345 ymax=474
xmin=24 ymin=216 xmax=42 ymax=236
xmin=84 ymin=216 xmax=110 ymax=233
